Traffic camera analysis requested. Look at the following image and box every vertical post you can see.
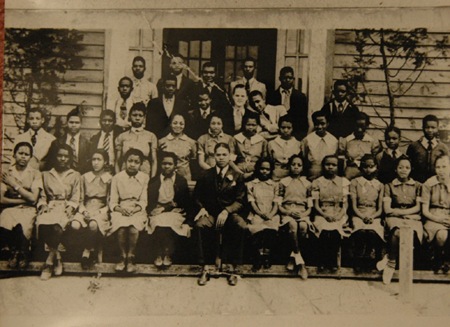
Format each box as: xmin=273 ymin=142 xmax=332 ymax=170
xmin=399 ymin=226 xmax=414 ymax=303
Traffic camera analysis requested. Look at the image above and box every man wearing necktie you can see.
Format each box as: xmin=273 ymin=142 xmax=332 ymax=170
xmin=45 ymin=107 xmax=90 ymax=174
xmin=194 ymin=143 xmax=247 ymax=286
xmin=230 ymin=57 xmax=267 ymax=99
xmin=113 ymin=77 xmax=134 ymax=131
xmin=319 ymin=80 xmax=360 ymax=139
xmin=267 ymin=67 xmax=309 ymax=140
xmin=146 ymin=76 xmax=188 ymax=139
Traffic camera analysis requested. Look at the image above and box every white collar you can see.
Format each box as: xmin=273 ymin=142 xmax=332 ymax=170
xmin=216 ymin=165 xmax=230 ymax=177
xmin=49 ymin=168 xmax=74 ymax=179
xmin=166 ymin=133 xmax=188 ymax=141
xmin=66 ymin=133 xmax=80 ymax=141
xmin=131 ymin=127 xmax=144 ymax=133
xmin=280 ymin=176 xmax=309 ymax=188
xmin=160 ymin=173 xmax=176 ymax=184
xmin=124 ymin=171 xmax=147 ymax=184
xmin=334 ymin=100 xmax=348 ymax=109
xmin=234 ymin=132 xmax=264 ymax=145
xmin=385 ymin=148 xmax=400 ymax=157
xmin=356 ymin=176 xmax=379 ymax=188
xmin=208 ymin=130 xmax=224 ymax=138
xmin=84 ymin=171 xmax=112 ymax=184
xmin=307 ymin=132 xmax=336 ymax=148
xmin=392 ymin=178 xmax=416 ymax=186
xmin=252 ymin=177 xmax=275 ymax=185
xmin=163 ymin=94 xmax=174 ymax=102
xmin=420 ymin=136 xmax=438 ymax=149
xmin=345 ymin=133 xmax=373 ymax=142
xmin=280 ymin=87 xmax=292 ymax=94
xmin=273 ymin=136 xmax=294 ymax=147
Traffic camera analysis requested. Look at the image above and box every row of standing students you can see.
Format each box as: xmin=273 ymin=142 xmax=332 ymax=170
xmin=1 ymin=138 xmax=450 ymax=286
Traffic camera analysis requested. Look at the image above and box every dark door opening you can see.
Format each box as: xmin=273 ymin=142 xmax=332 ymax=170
xmin=163 ymin=28 xmax=277 ymax=93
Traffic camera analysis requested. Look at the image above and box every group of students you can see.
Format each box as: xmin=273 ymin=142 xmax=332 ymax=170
xmin=1 ymin=56 xmax=449 ymax=287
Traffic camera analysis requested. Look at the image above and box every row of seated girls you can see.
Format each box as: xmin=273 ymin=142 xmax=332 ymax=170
xmin=1 ymin=101 xmax=449 ymax=286
xmin=1 ymin=139 xmax=449 ymax=286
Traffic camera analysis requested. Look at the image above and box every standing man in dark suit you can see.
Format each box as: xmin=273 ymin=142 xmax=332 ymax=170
xmin=89 ymin=109 xmax=122 ymax=170
xmin=267 ymin=66 xmax=309 ymax=140
xmin=147 ymin=76 xmax=189 ymax=139
xmin=186 ymin=88 xmax=233 ymax=140
xmin=157 ymin=54 xmax=195 ymax=107
xmin=320 ymin=80 xmax=360 ymax=139
xmin=45 ymin=107 xmax=91 ymax=174
xmin=193 ymin=62 xmax=233 ymax=127
xmin=194 ymin=143 xmax=247 ymax=286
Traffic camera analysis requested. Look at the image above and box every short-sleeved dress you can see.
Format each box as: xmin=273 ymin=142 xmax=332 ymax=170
xmin=72 ymin=171 xmax=112 ymax=235
xmin=108 ymin=170 xmax=149 ymax=235
xmin=278 ymin=176 xmax=314 ymax=231
xmin=246 ymin=178 xmax=280 ymax=235
xmin=115 ymin=128 xmax=158 ymax=175
xmin=0 ymin=165 xmax=42 ymax=239
xmin=350 ymin=176 xmax=385 ymax=241
xmin=36 ymin=168 xmax=81 ymax=231
xmin=197 ymin=131 xmax=237 ymax=169
xmin=312 ymin=176 xmax=351 ymax=237
xmin=234 ymin=133 xmax=268 ymax=175
xmin=268 ymin=136 xmax=301 ymax=180
xmin=339 ymin=133 xmax=381 ymax=180
xmin=421 ymin=176 xmax=450 ymax=242
xmin=159 ymin=133 xmax=197 ymax=181
xmin=383 ymin=178 xmax=423 ymax=242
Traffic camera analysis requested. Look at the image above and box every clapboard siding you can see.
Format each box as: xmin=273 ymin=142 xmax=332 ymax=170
xmin=333 ymin=29 xmax=450 ymax=143
xmin=2 ymin=30 xmax=106 ymax=164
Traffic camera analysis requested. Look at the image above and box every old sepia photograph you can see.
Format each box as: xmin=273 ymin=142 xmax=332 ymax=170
xmin=1 ymin=1 xmax=450 ymax=326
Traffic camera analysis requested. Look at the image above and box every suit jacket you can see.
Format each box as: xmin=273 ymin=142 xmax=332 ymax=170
xmin=186 ymin=106 xmax=234 ymax=140
xmin=193 ymin=166 xmax=246 ymax=218
xmin=268 ymin=87 xmax=309 ymax=139
xmin=89 ymin=127 xmax=122 ymax=165
xmin=147 ymin=173 xmax=193 ymax=221
xmin=146 ymin=96 xmax=188 ymax=138
xmin=320 ymin=101 xmax=360 ymax=139
xmin=45 ymin=133 xmax=91 ymax=174
xmin=157 ymin=75 xmax=196 ymax=107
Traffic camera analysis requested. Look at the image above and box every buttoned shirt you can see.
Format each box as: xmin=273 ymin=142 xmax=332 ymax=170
xmin=38 ymin=168 xmax=81 ymax=210
xmin=109 ymin=170 xmax=149 ymax=211
xmin=114 ymin=96 xmax=134 ymax=129
xmin=268 ymin=136 xmax=301 ymax=166
xmin=131 ymin=77 xmax=158 ymax=105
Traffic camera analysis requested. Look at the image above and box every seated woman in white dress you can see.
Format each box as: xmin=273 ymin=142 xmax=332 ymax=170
xmin=36 ymin=144 xmax=81 ymax=280
xmin=71 ymin=149 xmax=112 ymax=269
xmin=0 ymin=142 xmax=42 ymax=269
xmin=147 ymin=151 xmax=192 ymax=268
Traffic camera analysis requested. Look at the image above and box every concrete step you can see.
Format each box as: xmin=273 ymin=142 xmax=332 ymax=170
xmin=1 ymin=261 xmax=450 ymax=282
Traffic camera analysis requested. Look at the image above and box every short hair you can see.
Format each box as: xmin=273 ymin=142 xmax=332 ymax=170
xmin=356 ymin=112 xmax=370 ymax=126
xmin=359 ymin=154 xmax=377 ymax=170
xmin=287 ymin=154 xmax=303 ymax=167
xmin=278 ymin=115 xmax=294 ymax=129
xmin=242 ymin=56 xmax=256 ymax=66
xmin=159 ymin=151 xmax=178 ymax=166
xmin=232 ymin=84 xmax=246 ymax=95
xmin=123 ymin=148 xmax=144 ymax=163
xmin=164 ymin=75 xmax=177 ymax=84
xmin=27 ymin=107 xmax=45 ymax=119
xmin=100 ymin=109 xmax=116 ymax=123
xmin=170 ymin=113 xmax=185 ymax=124
xmin=52 ymin=143 xmax=74 ymax=168
xmin=209 ymin=113 xmax=223 ymax=124
xmin=172 ymin=53 xmax=185 ymax=62
xmin=66 ymin=106 xmax=83 ymax=121
xmin=394 ymin=154 xmax=411 ymax=170
xmin=333 ymin=79 xmax=348 ymax=90
xmin=249 ymin=90 xmax=264 ymax=100
xmin=422 ymin=114 xmax=439 ymax=127
xmin=129 ymin=102 xmax=146 ymax=116
xmin=384 ymin=125 xmax=401 ymax=139
xmin=312 ymin=111 xmax=329 ymax=124
xmin=321 ymin=154 xmax=339 ymax=169
xmin=132 ymin=56 xmax=146 ymax=67
xmin=202 ymin=62 xmax=215 ymax=72
xmin=118 ymin=76 xmax=133 ymax=87
xmin=214 ymin=142 xmax=230 ymax=153
xmin=13 ymin=142 xmax=33 ymax=156
xmin=242 ymin=112 xmax=260 ymax=129
xmin=254 ymin=157 xmax=274 ymax=178
xmin=91 ymin=149 xmax=110 ymax=165
xmin=280 ymin=66 xmax=294 ymax=76
xmin=197 ymin=88 xmax=211 ymax=98
xmin=434 ymin=154 xmax=450 ymax=167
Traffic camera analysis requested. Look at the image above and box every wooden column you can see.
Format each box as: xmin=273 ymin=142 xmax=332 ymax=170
xmin=399 ymin=226 xmax=414 ymax=303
